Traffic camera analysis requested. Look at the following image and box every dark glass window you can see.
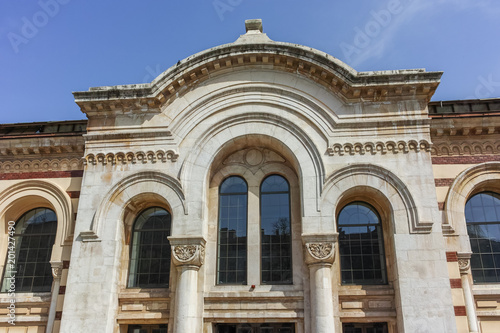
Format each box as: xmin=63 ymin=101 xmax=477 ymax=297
xmin=218 ymin=176 xmax=248 ymax=284
xmin=342 ymin=322 xmax=388 ymax=333
xmin=260 ymin=175 xmax=292 ymax=284
xmin=128 ymin=207 xmax=171 ymax=288
xmin=215 ymin=323 xmax=295 ymax=333
xmin=1 ymin=208 xmax=57 ymax=293
xmin=465 ymin=192 xmax=500 ymax=283
xmin=127 ymin=324 xmax=168 ymax=333
xmin=337 ymin=202 xmax=387 ymax=285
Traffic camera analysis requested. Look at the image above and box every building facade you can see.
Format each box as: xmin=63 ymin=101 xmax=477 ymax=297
xmin=0 ymin=20 xmax=499 ymax=333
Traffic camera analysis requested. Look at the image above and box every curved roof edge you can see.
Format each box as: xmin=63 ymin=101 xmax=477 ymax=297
xmin=74 ymin=19 xmax=443 ymax=114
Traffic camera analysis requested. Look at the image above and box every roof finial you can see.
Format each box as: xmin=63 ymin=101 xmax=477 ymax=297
xmin=245 ymin=19 xmax=263 ymax=34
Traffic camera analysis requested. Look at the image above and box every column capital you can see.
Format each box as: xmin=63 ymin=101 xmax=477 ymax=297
xmin=457 ymin=252 xmax=471 ymax=274
xmin=50 ymin=261 xmax=64 ymax=279
xmin=302 ymin=233 xmax=338 ymax=266
xmin=168 ymin=236 xmax=206 ymax=268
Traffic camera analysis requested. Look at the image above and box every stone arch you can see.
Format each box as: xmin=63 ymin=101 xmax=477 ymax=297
xmin=443 ymin=162 xmax=500 ymax=239
xmin=320 ymin=164 xmax=428 ymax=235
xmin=83 ymin=171 xmax=186 ymax=241
xmin=180 ymin=112 xmax=325 ymax=222
xmin=0 ymin=180 xmax=73 ymax=264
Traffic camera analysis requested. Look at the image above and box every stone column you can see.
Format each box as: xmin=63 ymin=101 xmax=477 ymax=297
xmin=169 ymin=237 xmax=205 ymax=333
xmin=46 ymin=261 xmax=63 ymax=333
xmin=458 ymin=253 xmax=479 ymax=333
xmin=302 ymin=234 xmax=337 ymax=333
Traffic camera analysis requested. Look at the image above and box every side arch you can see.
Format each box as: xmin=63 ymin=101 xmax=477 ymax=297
xmin=0 ymin=180 xmax=73 ymax=248
xmin=82 ymin=171 xmax=186 ymax=241
xmin=179 ymin=112 xmax=326 ymax=220
xmin=321 ymin=164 xmax=429 ymax=235
xmin=443 ymin=162 xmax=500 ymax=236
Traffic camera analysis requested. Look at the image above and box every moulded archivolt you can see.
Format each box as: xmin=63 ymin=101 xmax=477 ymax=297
xmin=327 ymin=140 xmax=431 ymax=156
xmin=0 ymin=158 xmax=83 ymax=173
xmin=84 ymin=149 xmax=179 ymax=166
xmin=431 ymin=140 xmax=500 ymax=156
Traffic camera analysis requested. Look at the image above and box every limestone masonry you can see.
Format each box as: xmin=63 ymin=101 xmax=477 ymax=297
xmin=0 ymin=20 xmax=499 ymax=333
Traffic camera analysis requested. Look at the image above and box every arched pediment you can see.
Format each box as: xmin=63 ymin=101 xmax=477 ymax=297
xmin=73 ymin=20 xmax=442 ymax=117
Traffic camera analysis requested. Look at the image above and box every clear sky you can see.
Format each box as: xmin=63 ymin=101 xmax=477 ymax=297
xmin=1 ymin=0 xmax=499 ymax=123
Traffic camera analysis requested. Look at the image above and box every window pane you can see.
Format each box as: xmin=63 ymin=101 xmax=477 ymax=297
xmin=338 ymin=202 xmax=387 ymax=285
xmin=261 ymin=175 xmax=292 ymax=285
xmin=1 ymin=208 xmax=57 ymax=293
xmin=218 ymin=176 xmax=247 ymax=284
xmin=128 ymin=207 xmax=171 ymax=288
xmin=465 ymin=192 xmax=500 ymax=283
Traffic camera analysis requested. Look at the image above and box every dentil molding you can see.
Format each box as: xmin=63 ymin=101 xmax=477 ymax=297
xmin=84 ymin=149 xmax=179 ymax=166
xmin=327 ymin=140 xmax=431 ymax=156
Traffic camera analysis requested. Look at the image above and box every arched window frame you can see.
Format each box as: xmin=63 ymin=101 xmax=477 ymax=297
xmin=217 ymin=176 xmax=249 ymax=285
xmin=465 ymin=191 xmax=500 ymax=284
xmin=260 ymin=174 xmax=293 ymax=285
xmin=337 ymin=201 xmax=388 ymax=285
xmin=1 ymin=207 xmax=57 ymax=293
xmin=127 ymin=206 xmax=172 ymax=289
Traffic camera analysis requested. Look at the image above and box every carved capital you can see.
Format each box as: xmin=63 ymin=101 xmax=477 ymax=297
xmin=304 ymin=242 xmax=335 ymax=265
xmin=50 ymin=261 xmax=63 ymax=280
xmin=168 ymin=236 xmax=206 ymax=268
xmin=302 ymin=233 xmax=338 ymax=266
xmin=457 ymin=253 xmax=471 ymax=274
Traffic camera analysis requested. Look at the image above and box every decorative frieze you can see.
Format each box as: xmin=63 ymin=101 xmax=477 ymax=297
xmin=327 ymin=140 xmax=431 ymax=156
xmin=0 ymin=158 xmax=83 ymax=173
xmin=84 ymin=149 xmax=179 ymax=166
xmin=431 ymin=140 xmax=500 ymax=156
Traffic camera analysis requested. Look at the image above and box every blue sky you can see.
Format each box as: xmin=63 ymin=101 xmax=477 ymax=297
xmin=1 ymin=0 xmax=499 ymax=123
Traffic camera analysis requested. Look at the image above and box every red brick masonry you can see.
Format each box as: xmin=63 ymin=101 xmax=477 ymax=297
xmin=446 ymin=252 xmax=458 ymax=262
xmin=454 ymin=306 xmax=466 ymax=316
xmin=435 ymin=178 xmax=455 ymax=187
xmin=432 ymin=155 xmax=500 ymax=164
xmin=450 ymin=279 xmax=462 ymax=289
xmin=0 ymin=170 xmax=83 ymax=180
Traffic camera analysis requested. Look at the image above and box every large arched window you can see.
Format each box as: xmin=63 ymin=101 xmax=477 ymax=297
xmin=128 ymin=207 xmax=171 ymax=288
xmin=1 ymin=208 xmax=57 ymax=292
xmin=465 ymin=192 xmax=500 ymax=283
xmin=260 ymin=175 xmax=292 ymax=284
xmin=217 ymin=176 xmax=248 ymax=284
xmin=337 ymin=202 xmax=387 ymax=285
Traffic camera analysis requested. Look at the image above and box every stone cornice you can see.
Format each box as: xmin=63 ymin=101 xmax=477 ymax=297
xmin=327 ymin=139 xmax=431 ymax=156
xmin=83 ymin=130 xmax=173 ymax=142
xmin=0 ymin=136 xmax=85 ymax=157
xmin=74 ymin=31 xmax=442 ymax=115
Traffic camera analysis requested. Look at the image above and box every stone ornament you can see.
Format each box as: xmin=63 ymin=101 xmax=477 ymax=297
xmin=51 ymin=262 xmax=64 ymax=279
xmin=171 ymin=244 xmax=205 ymax=268
xmin=328 ymin=140 xmax=431 ymax=156
xmin=458 ymin=258 xmax=471 ymax=273
xmin=222 ymin=147 xmax=286 ymax=170
xmin=431 ymin=140 xmax=500 ymax=156
xmin=0 ymin=158 xmax=83 ymax=173
xmin=305 ymin=242 xmax=335 ymax=265
xmin=85 ymin=149 xmax=179 ymax=166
